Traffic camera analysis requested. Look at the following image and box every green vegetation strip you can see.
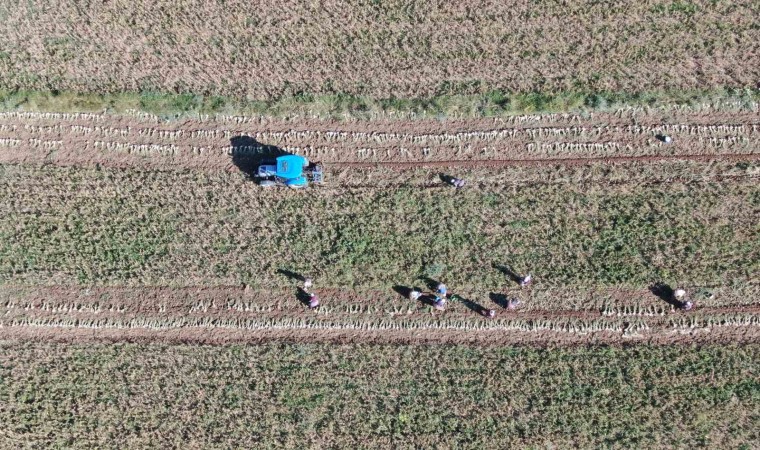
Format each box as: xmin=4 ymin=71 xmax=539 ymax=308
xmin=0 ymin=87 xmax=758 ymax=120
xmin=0 ymin=343 xmax=757 ymax=448
xmin=0 ymin=162 xmax=757 ymax=288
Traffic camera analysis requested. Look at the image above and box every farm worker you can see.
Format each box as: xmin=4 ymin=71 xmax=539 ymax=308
xmin=672 ymin=288 xmax=694 ymax=310
xmin=434 ymin=296 xmax=446 ymax=311
xmin=303 ymin=277 xmax=313 ymax=291
xmin=409 ymin=290 xmax=422 ymax=301
xmin=450 ymin=177 xmax=466 ymax=189
xmin=481 ymin=309 xmax=496 ymax=318
xmin=436 ymin=283 xmax=448 ymax=297
xmin=520 ymin=274 xmax=533 ymax=287
xmin=507 ymin=298 xmax=521 ymax=310
xmin=309 ymin=293 xmax=320 ymax=309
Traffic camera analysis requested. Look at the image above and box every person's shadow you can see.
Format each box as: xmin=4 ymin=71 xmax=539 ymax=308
xmin=452 ymin=295 xmax=489 ymax=315
xmin=493 ymin=264 xmax=523 ymax=285
xmin=488 ymin=292 xmax=510 ymax=309
xmin=650 ymin=282 xmax=682 ymax=308
xmin=439 ymin=173 xmax=456 ymax=185
xmin=277 ymin=268 xmax=306 ymax=282
xmin=420 ymin=277 xmax=443 ymax=292
xmin=295 ymin=287 xmax=312 ymax=307
xmin=230 ymin=136 xmax=288 ymax=178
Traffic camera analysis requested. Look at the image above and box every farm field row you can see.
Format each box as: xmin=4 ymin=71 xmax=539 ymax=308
xmin=0 ymin=342 xmax=757 ymax=448
xmin=0 ymin=107 xmax=758 ymax=171
xmin=1 ymin=1 xmax=757 ymax=99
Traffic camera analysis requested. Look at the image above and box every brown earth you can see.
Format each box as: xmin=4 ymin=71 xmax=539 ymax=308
xmin=2 ymin=325 xmax=758 ymax=347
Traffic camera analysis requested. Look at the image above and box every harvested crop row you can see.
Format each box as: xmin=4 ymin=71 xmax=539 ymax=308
xmin=1 ymin=285 xmax=758 ymax=346
xmin=0 ymin=107 xmax=758 ymax=171
xmin=1 ymin=314 xmax=758 ymax=346
xmin=1 ymin=162 xmax=757 ymax=290
xmin=4 ymin=284 xmax=758 ymax=314
xmin=1 ymin=283 xmax=759 ymax=345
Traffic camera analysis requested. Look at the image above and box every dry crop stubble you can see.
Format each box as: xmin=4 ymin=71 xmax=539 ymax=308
xmin=0 ymin=1 xmax=757 ymax=99
xmin=0 ymin=0 xmax=758 ymax=443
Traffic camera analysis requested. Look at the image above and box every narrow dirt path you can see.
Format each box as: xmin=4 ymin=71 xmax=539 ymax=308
xmin=1 ymin=325 xmax=757 ymax=346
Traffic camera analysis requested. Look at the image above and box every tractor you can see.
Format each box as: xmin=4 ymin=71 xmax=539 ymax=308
xmin=256 ymin=154 xmax=323 ymax=188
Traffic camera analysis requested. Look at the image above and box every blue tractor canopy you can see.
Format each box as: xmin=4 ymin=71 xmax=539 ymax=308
xmin=257 ymin=154 xmax=323 ymax=187
xmin=276 ymin=154 xmax=309 ymax=179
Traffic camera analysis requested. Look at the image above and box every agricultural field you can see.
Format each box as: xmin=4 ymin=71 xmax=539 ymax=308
xmin=0 ymin=343 xmax=758 ymax=448
xmin=0 ymin=0 xmax=758 ymax=100
xmin=0 ymin=0 xmax=759 ymax=447
xmin=0 ymin=104 xmax=758 ymax=346
xmin=0 ymin=90 xmax=758 ymax=450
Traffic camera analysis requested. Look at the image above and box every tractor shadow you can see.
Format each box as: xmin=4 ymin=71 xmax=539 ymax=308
xmin=295 ymin=287 xmax=312 ymax=307
xmin=230 ymin=136 xmax=288 ymax=178
xmin=277 ymin=268 xmax=306 ymax=282
xmin=650 ymin=282 xmax=682 ymax=308
xmin=493 ymin=263 xmax=523 ymax=285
